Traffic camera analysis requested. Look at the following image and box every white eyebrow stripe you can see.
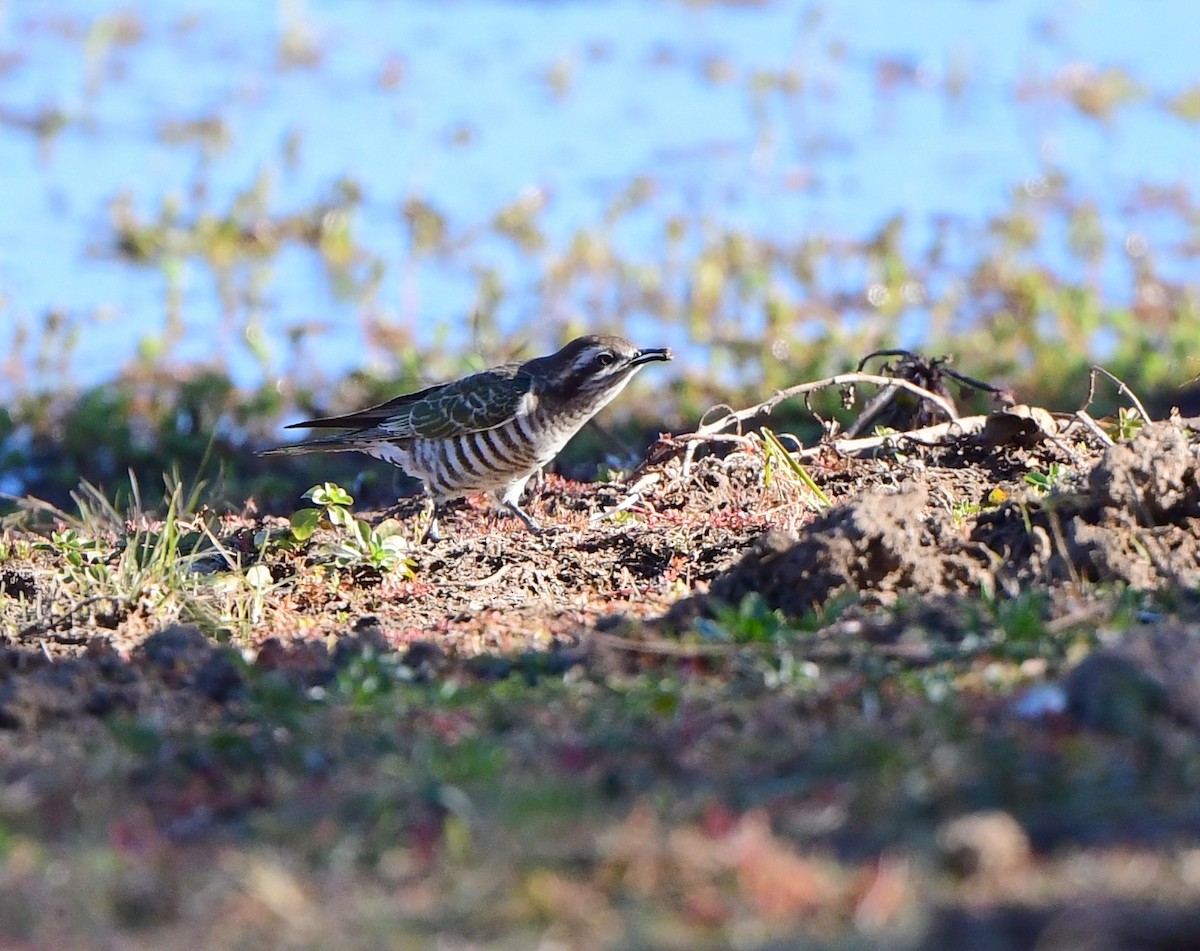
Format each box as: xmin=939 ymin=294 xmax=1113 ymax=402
xmin=569 ymin=349 xmax=598 ymax=374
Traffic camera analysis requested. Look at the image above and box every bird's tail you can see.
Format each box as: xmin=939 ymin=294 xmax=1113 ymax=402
xmin=257 ymin=434 xmax=375 ymax=457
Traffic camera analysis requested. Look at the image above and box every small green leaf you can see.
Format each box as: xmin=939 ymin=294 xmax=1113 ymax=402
xmin=322 ymin=483 xmax=354 ymax=507
xmin=304 ymin=482 xmax=353 ymax=507
xmin=290 ymin=508 xmax=321 ymax=541
xmin=373 ymin=518 xmax=406 ymax=538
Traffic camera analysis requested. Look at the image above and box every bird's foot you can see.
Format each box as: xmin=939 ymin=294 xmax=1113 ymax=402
xmin=502 ymin=503 xmax=563 ymax=536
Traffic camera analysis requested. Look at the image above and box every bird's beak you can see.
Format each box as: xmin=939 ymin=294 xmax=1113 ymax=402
xmin=631 ymin=347 xmax=673 ymax=366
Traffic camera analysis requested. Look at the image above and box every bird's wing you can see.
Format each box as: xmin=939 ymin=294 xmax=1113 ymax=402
xmin=287 ymin=365 xmax=534 ymax=441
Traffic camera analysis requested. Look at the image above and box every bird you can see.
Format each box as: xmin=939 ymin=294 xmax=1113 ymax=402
xmin=264 ymin=335 xmax=673 ymax=540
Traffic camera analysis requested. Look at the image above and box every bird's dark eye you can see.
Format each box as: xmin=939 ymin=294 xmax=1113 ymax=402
xmin=595 ymin=351 xmax=616 ymax=368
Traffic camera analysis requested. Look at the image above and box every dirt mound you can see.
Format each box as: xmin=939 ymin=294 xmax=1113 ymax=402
xmin=695 ymin=484 xmax=981 ymax=617
xmin=982 ymin=419 xmax=1200 ymax=593
xmin=673 ymin=418 xmax=1200 ymax=622
xmin=1090 ymin=421 xmax=1200 ymax=520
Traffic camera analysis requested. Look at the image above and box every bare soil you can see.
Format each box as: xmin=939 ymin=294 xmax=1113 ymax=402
xmin=3 ymin=415 xmax=1200 ymax=949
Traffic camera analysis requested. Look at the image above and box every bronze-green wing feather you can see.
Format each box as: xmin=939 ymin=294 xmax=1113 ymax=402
xmin=272 ymin=364 xmax=534 ymax=452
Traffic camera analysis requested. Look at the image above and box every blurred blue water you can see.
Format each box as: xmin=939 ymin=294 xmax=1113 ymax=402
xmin=0 ymin=0 xmax=1196 ymax=393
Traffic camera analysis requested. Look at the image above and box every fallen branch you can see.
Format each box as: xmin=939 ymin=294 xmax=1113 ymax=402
xmin=675 ymin=388 xmax=1122 ymax=476
xmin=791 ymin=414 xmax=989 ymax=457
xmin=674 ymin=414 xmax=991 ymax=466
xmin=681 ymin=372 xmax=960 ymax=476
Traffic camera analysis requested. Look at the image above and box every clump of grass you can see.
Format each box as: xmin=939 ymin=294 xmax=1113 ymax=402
xmin=759 ymin=427 xmax=830 ymax=509
xmin=5 ymin=469 xmax=410 ymax=643
xmin=17 ymin=474 xmax=212 ymax=639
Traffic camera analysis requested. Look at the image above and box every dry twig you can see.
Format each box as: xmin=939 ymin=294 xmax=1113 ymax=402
xmin=1082 ymin=365 xmax=1150 ymax=422
xmin=680 ymin=371 xmax=961 ymax=477
xmin=1067 ymin=410 xmax=1115 ymax=448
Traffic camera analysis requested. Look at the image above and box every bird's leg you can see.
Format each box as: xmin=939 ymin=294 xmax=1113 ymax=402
xmin=492 ymin=481 xmax=545 ymax=533
xmin=420 ymin=497 xmax=442 ymax=544
xmin=496 ymin=492 xmax=569 ymax=537
xmin=495 ymin=478 xmax=567 ymax=536
xmin=502 ymin=500 xmax=544 ymax=534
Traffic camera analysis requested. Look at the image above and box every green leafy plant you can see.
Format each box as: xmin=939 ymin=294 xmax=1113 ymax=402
xmin=1024 ymin=462 xmax=1066 ymax=494
xmin=290 ymin=481 xmax=355 ymax=540
xmin=37 ymin=528 xmax=109 ymax=568
xmin=697 ymin=592 xmax=787 ymax=645
xmin=330 ymin=519 xmax=412 ymax=573
xmin=289 ymin=483 xmax=414 ymax=576
xmin=951 ymin=499 xmax=982 ymax=525
xmin=1114 ymin=406 xmax=1145 ymax=442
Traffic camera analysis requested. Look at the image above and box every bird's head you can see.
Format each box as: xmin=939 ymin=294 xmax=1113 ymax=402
xmin=531 ymin=335 xmax=673 ymax=406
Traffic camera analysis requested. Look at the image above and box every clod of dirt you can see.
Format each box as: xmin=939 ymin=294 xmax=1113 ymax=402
xmin=936 ymin=811 xmax=1032 ymax=879
xmin=0 ymin=648 xmax=137 ymax=729
xmin=1089 ymin=420 xmax=1200 ymax=524
xmin=332 ymin=624 xmax=392 ymax=665
xmin=974 ymin=419 xmax=1200 ymax=592
xmin=1065 ymin=652 xmax=1167 ymax=734
xmin=254 ymin=637 xmax=334 ymax=686
xmin=137 ymin=625 xmax=244 ymax=702
xmin=1089 ymin=420 xmax=1200 ymax=523
xmin=401 ymin=640 xmax=448 ymax=680
xmin=1114 ymin=623 xmax=1200 ymax=729
xmin=1068 ymin=623 xmax=1200 ymax=733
